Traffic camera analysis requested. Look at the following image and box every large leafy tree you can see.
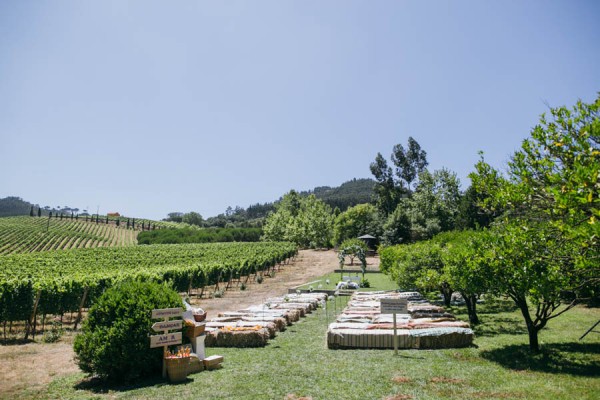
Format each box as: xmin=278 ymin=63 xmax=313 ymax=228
xmin=441 ymin=230 xmax=491 ymax=324
xmin=333 ymin=203 xmax=383 ymax=246
xmin=369 ymin=153 xmax=399 ymax=216
xmin=262 ymin=192 xmax=333 ymax=248
xmin=370 ymin=137 xmax=429 ymax=217
xmin=391 ymin=136 xmax=429 ymax=190
xmin=383 ymin=168 xmax=461 ymax=244
xmin=470 ymin=94 xmax=600 ymax=351
xmin=182 ymin=211 xmax=204 ymax=227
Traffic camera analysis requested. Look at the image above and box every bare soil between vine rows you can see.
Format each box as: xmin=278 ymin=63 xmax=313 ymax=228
xmin=0 ymin=249 xmax=379 ymax=398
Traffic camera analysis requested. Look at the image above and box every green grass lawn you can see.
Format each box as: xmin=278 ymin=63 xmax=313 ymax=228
xmin=40 ymin=275 xmax=600 ymax=400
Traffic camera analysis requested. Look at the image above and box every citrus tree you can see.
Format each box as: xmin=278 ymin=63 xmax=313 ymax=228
xmin=470 ymin=94 xmax=600 ymax=351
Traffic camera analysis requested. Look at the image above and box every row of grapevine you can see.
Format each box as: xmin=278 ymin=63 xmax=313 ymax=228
xmin=0 ymin=216 xmax=138 ymax=255
xmin=0 ymin=242 xmax=297 ymax=338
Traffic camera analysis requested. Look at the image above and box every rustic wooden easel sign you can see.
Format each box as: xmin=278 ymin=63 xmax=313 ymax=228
xmin=150 ymin=307 xmax=183 ymax=378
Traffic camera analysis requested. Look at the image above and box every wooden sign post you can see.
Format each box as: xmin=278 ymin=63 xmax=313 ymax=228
xmin=150 ymin=307 xmax=183 ymax=378
xmin=380 ymin=298 xmax=408 ymax=356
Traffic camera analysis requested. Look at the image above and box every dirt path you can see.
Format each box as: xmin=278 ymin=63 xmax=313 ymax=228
xmin=188 ymin=249 xmax=345 ymax=316
xmin=0 ymin=249 xmax=378 ymax=397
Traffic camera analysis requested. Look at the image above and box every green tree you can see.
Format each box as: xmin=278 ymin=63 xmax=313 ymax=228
xmin=383 ymin=168 xmax=461 ymax=244
xmin=333 ymin=203 xmax=382 ymax=246
xmin=380 ymin=240 xmax=452 ymax=306
xmin=470 ymin=95 xmax=600 ymax=351
xmin=455 ymin=184 xmax=496 ymax=230
xmin=391 ymin=136 xmax=429 ymax=190
xmin=382 ymin=203 xmax=412 ymax=244
xmin=301 ymin=194 xmax=334 ymax=248
xmin=441 ymin=230 xmax=490 ymax=324
xmin=262 ymin=192 xmax=333 ymax=248
xmin=183 ymin=211 xmax=204 ymax=227
xmin=370 ymin=153 xmax=399 ymax=216
xmin=483 ymin=222 xmax=591 ymax=351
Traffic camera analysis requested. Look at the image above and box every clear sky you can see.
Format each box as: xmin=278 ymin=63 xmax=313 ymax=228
xmin=1 ymin=1 xmax=599 ymax=220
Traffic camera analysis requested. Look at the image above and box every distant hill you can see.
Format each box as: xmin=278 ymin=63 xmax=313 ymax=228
xmin=203 ymin=178 xmax=375 ymax=227
xmin=299 ymin=178 xmax=375 ymax=211
xmin=0 ymin=196 xmax=40 ymax=217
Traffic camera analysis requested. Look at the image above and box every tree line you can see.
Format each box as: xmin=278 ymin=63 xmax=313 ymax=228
xmin=380 ymin=95 xmax=599 ymax=352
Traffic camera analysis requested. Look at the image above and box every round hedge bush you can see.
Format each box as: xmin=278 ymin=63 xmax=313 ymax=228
xmin=74 ymin=280 xmax=183 ymax=382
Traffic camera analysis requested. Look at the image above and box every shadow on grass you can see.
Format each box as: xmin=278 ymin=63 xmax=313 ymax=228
xmin=473 ymin=317 xmax=528 ymax=337
xmin=0 ymin=337 xmax=34 ymax=346
xmin=477 ymin=300 xmax=519 ymax=314
xmin=74 ymin=374 xmax=191 ymax=394
xmin=481 ymin=342 xmax=600 ymax=376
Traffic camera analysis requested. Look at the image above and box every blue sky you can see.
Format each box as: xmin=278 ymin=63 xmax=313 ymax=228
xmin=1 ymin=1 xmax=599 ymax=219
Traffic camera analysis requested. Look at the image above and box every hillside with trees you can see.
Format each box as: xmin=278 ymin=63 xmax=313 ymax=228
xmin=173 ymin=178 xmax=375 ymax=228
xmin=0 ymin=197 xmax=41 ymax=217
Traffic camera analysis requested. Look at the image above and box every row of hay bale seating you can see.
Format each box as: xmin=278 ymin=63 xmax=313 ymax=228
xmin=204 ymin=292 xmax=328 ymax=347
xmin=327 ymin=291 xmax=474 ymax=349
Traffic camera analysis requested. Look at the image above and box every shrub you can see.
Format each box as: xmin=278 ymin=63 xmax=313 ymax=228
xmin=73 ymin=280 xmax=182 ymax=382
xmin=360 ymin=278 xmax=371 ymax=288
xmin=42 ymin=320 xmax=64 ymax=343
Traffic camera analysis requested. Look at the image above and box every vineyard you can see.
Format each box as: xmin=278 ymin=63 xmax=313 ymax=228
xmin=0 ymin=216 xmax=138 ymax=255
xmin=0 ymin=241 xmax=297 ymax=338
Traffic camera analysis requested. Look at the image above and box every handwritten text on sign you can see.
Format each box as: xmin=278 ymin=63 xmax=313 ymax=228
xmin=150 ymin=332 xmax=182 ymax=348
xmin=151 ymin=308 xmax=183 ymax=319
xmin=152 ymin=320 xmax=183 ymax=332
xmin=380 ymin=298 xmax=408 ymax=314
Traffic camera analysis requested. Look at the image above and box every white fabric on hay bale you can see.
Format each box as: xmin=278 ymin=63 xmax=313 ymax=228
xmin=212 ymin=316 xmax=243 ymax=323
xmin=327 ymin=328 xmax=413 ymax=349
xmin=372 ymin=314 xmax=410 ymax=323
xmin=270 ymin=303 xmax=311 ymax=316
xmin=242 ymin=315 xmax=287 ymax=332
xmin=205 ymin=328 xmax=270 ymax=348
xmin=411 ymin=312 xmax=455 ymax=319
xmin=327 ymin=327 xmax=473 ymax=349
xmin=206 ymin=321 xmax=277 ymax=338
xmin=409 ymin=327 xmax=474 ymax=348
xmin=336 ymin=315 xmax=373 ymax=324
xmin=408 ymin=304 xmax=445 ymax=314
xmin=239 ymin=307 xmax=300 ymax=325
xmin=327 ymin=292 xmax=473 ymax=349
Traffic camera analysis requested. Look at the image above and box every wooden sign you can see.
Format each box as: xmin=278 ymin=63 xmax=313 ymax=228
xmin=150 ymin=332 xmax=182 ymax=348
xmin=150 ymin=307 xmax=185 ymax=377
xmin=380 ymin=298 xmax=408 ymax=356
xmin=151 ymin=307 xmax=183 ymax=319
xmin=380 ymin=298 xmax=408 ymax=314
xmin=152 ymin=320 xmax=183 ymax=332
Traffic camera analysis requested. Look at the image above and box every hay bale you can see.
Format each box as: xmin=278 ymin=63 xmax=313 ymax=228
xmin=410 ymin=327 xmax=474 ymax=348
xmin=408 ymin=304 xmax=445 ymax=314
xmin=271 ymin=303 xmax=308 ymax=317
xmin=206 ymin=321 xmax=278 ymax=339
xmin=282 ymin=309 xmax=301 ymax=324
xmin=212 ymin=316 xmax=243 ymax=323
xmin=327 ymin=327 xmax=415 ymax=349
xmin=411 ymin=312 xmax=455 ymax=319
xmin=242 ymin=316 xmax=287 ymax=332
xmin=205 ymin=328 xmax=270 ymax=348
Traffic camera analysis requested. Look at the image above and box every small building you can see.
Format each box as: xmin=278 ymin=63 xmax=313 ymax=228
xmin=107 ymin=212 xmax=121 ymax=217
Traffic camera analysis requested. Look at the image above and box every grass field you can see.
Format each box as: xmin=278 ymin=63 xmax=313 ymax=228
xmin=33 ymin=273 xmax=599 ymax=400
